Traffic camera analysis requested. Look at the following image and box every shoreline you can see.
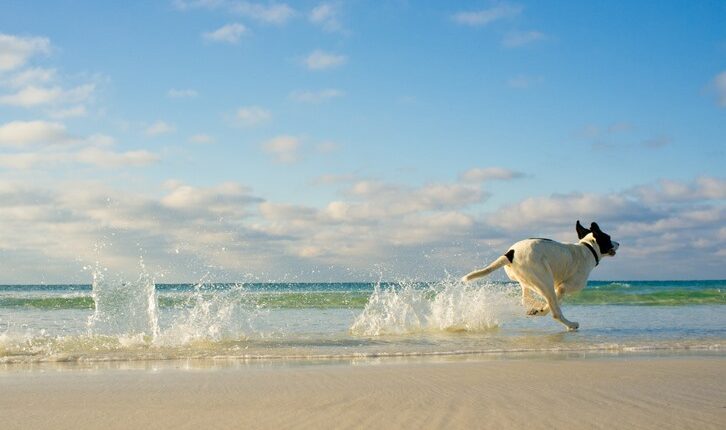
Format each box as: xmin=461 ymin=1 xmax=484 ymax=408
xmin=2 ymin=355 xmax=724 ymax=429
xmin=2 ymin=343 xmax=725 ymax=368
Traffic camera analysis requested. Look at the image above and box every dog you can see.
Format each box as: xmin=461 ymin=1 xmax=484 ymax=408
xmin=461 ymin=221 xmax=619 ymax=330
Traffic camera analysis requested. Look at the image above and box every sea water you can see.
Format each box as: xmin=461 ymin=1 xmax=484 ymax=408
xmin=0 ymin=271 xmax=724 ymax=363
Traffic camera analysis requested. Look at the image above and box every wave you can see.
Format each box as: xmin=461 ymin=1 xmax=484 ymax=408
xmin=0 ymin=292 xmax=372 ymax=310
xmin=2 ymin=287 xmax=724 ymax=310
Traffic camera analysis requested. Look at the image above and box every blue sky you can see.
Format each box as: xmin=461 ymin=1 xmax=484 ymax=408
xmin=0 ymin=1 xmax=724 ymax=283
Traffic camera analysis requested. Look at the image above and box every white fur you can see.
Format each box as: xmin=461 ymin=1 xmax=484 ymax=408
xmin=461 ymin=234 xmax=619 ymax=331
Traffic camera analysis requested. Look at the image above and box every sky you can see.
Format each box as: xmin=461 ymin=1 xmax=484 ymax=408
xmin=0 ymin=0 xmax=724 ymax=283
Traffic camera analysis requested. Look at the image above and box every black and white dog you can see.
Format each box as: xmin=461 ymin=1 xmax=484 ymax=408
xmin=461 ymin=221 xmax=619 ymax=330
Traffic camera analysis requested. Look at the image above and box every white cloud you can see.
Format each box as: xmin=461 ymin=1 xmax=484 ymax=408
xmin=75 ymin=147 xmax=159 ymax=167
xmin=0 ymin=34 xmax=51 ymax=71
xmin=0 ymin=120 xmax=67 ymax=147
xmin=203 ymin=23 xmax=247 ymax=43
xmin=502 ymin=30 xmax=545 ymax=48
xmin=49 ymin=105 xmax=87 ymax=119
xmin=161 ymin=181 xmax=260 ymax=212
xmin=642 ymin=135 xmax=671 ymax=149
xmin=460 ymin=167 xmax=524 ymax=183
xmin=304 ymin=50 xmax=346 ymax=70
xmin=263 ymin=135 xmax=300 ymax=163
xmin=189 ymin=134 xmax=215 ymax=144
xmin=311 ymin=173 xmax=357 ymax=186
xmin=146 ymin=121 xmax=175 ymax=136
xmin=315 ymin=141 xmax=339 ymax=153
xmin=168 ymin=88 xmax=199 ymax=98
xmin=0 ymin=173 xmax=724 ymax=282
xmin=173 ymin=0 xmax=225 ymax=10
xmin=488 ymin=192 xmax=646 ymax=231
xmin=0 ymin=83 xmax=94 ymax=108
xmin=309 ymin=2 xmax=342 ymax=32
xmin=290 ymin=88 xmax=344 ymax=103
xmin=230 ymin=2 xmax=295 ymax=25
xmin=235 ymin=106 xmax=271 ymax=126
xmin=2 ymin=67 xmax=56 ymax=87
xmin=714 ymin=71 xmax=726 ymax=107
xmin=630 ymin=177 xmax=726 ymax=204
xmin=0 ymin=120 xmax=158 ymax=170
xmin=451 ymin=5 xmax=522 ymax=26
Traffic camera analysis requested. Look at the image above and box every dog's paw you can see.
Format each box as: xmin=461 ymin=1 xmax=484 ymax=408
xmin=527 ymin=307 xmax=546 ymax=316
xmin=567 ymin=322 xmax=580 ymax=331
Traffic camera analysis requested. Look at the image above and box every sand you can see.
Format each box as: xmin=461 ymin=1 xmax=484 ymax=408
xmin=1 ymin=356 xmax=724 ymax=429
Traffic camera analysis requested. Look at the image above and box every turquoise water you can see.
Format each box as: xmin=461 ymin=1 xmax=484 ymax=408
xmin=1 ymin=278 xmax=724 ymax=363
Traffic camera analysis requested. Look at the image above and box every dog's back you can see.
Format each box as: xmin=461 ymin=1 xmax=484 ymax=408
xmin=505 ymin=238 xmax=589 ymax=285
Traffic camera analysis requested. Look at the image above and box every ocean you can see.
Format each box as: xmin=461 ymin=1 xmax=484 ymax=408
xmin=1 ymin=274 xmax=724 ymax=364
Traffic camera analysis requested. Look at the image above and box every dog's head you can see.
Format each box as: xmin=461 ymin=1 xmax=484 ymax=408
xmin=576 ymin=220 xmax=619 ymax=257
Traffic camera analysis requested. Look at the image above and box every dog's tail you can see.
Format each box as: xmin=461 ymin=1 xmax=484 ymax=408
xmin=460 ymin=250 xmax=514 ymax=282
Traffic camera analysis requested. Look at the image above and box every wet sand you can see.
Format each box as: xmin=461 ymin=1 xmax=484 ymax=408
xmin=2 ymin=356 xmax=724 ymax=429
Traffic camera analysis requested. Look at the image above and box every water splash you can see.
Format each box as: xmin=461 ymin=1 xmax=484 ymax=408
xmin=350 ymin=278 xmax=521 ymax=336
xmin=86 ymin=259 xmax=159 ymax=339
xmin=156 ymin=283 xmax=264 ymax=345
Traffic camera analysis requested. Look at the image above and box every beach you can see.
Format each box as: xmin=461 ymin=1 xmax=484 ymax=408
xmin=2 ymin=355 xmax=724 ymax=429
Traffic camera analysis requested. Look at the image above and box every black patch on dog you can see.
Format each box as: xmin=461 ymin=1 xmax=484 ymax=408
xmin=576 ymin=220 xmax=591 ymax=239
xmin=590 ymin=222 xmax=615 ymax=254
xmin=504 ymin=249 xmax=515 ymax=263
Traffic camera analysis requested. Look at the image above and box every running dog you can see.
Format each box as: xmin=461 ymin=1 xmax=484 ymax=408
xmin=461 ymin=221 xmax=619 ymax=330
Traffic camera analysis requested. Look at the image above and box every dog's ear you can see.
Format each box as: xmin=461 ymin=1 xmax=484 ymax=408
xmin=576 ymin=220 xmax=590 ymax=239
xmin=590 ymin=222 xmax=601 ymax=233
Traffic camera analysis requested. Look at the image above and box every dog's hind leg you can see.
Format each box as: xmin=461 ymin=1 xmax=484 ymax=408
xmin=522 ymin=286 xmax=549 ymax=316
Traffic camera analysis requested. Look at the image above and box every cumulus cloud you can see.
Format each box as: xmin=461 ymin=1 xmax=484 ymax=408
xmin=2 ymin=67 xmax=56 ymax=87
xmin=263 ymin=135 xmax=300 ymax=163
xmin=290 ymin=88 xmax=344 ymax=103
xmin=161 ymin=181 xmax=261 ymax=212
xmin=234 ymin=106 xmax=271 ymax=126
xmin=0 ymin=34 xmax=97 ymax=116
xmin=304 ymin=50 xmax=346 ymax=70
xmin=173 ymin=0 xmax=225 ymax=11
xmin=629 ymin=177 xmax=726 ymax=204
xmin=75 ymin=147 xmax=159 ymax=167
xmin=0 ymin=34 xmax=50 ymax=71
xmin=488 ymin=192 xmax=651 ymax=231
xmin=0 ymin=83 xmax=94 ymax=108
xmin=230 ymin=2 xmax=295 ymax=25
xmin=174 ymin=0 xmax=295 ymax=25
xmin=0 ymin=173 xmax=724 ymax=282
xmin=713 ymin=71 xmax=726 ymax=107
xmin=451 ymin=4 xmax=522 ymax=26
xmin=0 ymin=120 xmax=68 ymax=147
xmin=189 ymin=134 xmax=214 ymax=144
xmin=315 ymin=141 xmax=339 ymax=153
xmin=460 ymin=167 xmax=524 ymax=183
xmin=0 ymin=120 xmax=158 ymax=170
xmin=49 ymin=105 xmax=87 ymax=119
xmin=309 ymin=2 xmax=342 ymax=32
xmin=203 ymin=23 xmax=247 ymax=43
xmin=501 ymin=30 xmax=545 ymax=47
xmin=146 ymin=121 xmax=175 ymax=136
